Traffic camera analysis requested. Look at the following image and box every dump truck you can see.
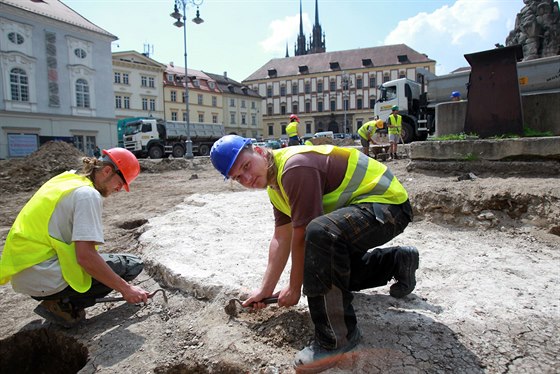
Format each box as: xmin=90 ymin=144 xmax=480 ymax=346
xmin=122 ymin=118 xmax=225 ymax=158
xmin=374 ymin=54 xmax=560 ymax=143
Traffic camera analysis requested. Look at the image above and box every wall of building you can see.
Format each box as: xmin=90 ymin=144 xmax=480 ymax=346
xmin=0 ymin=5 xmax=116 ymax=158
xmin=249 ymin=62 xmax=435 ymax=140
xmin=435 ymin=92 xmax=560 ymax=137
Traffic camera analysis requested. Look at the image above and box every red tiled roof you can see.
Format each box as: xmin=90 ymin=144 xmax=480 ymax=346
xmin=243 ymin=44 xmax=435 ymax=81
xmin=164 ymin=64 xmax=220 ymax=93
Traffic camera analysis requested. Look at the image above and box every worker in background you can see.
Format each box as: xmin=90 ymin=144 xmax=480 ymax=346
xmin=450 ymin=91 xmax=462 ymax=101
xmin=210 ymin=135 xmax=419 ymax=372
xmin=387 ymin=105 xmax=403 ymax=160
xmin=0 ymin=148 xmax=150 ymax=328
xmin=286 ymin=114 xmax=302 ymax=146
xmin=357 ymin=117 xmax=378 ymax=155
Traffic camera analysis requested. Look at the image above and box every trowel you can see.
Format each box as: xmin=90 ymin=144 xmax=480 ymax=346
xmin=224 ymin=296 xmax=279 ymax=317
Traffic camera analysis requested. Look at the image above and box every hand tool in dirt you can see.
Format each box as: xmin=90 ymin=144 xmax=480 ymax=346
xmin=224 ymin=296 xmax=279 ymax=317
xmin=398 ymin=134 xmax=409 ymax=159
xmin=95 ymin=288 xmax=168 ymax=305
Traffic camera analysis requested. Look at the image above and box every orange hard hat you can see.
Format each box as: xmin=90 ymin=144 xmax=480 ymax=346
xmin=101 ymin=147 xmax=140 ymax=192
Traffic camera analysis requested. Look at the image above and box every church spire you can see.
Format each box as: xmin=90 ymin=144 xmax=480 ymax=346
xmin=295 ymin=0 xmax=307 ymax=56
xmin=294 ymin=0 xmax=325 ymax=56
xmin=310 ymin=0 xmax=325 ymax=53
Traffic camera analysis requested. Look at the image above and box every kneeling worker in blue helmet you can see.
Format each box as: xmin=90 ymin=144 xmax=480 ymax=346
xmin=210 ymin=135 xmax=419 ymax=372
xmin=0 ymin=148 xmax=151 ymax=328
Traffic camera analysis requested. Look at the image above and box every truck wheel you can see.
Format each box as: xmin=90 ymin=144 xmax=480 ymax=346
xmin=416 ymin=132 xmax=428 ymax=141
xmin=198 ymin=144 xmax=210 ymax=156
xmin=148 ymin=146 xmax=164 ymax=159
xmin=401 ymin=122 xmax=414 ymax=143
xmin=172 ymin=144 xmax=185 ymax=158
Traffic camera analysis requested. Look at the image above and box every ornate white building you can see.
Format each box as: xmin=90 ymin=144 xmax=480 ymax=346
xmin=0 ymin=0 xmax=118 ymax=158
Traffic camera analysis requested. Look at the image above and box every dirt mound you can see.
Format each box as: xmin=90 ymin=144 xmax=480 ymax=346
xmin=139 ymin=157 xmax=213 ymax=174
xmin=0 ymin=141 xmax=85 ymax=193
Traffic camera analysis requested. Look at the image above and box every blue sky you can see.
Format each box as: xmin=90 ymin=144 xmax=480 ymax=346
xmin=63 ymin=0 xmax=523 ymax=82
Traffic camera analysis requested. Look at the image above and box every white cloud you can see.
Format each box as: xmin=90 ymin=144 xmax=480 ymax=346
xmin=384 ymin=0 xmax=520 ymax=74
xmin=260 ymin=13 xmax=312 ymax=55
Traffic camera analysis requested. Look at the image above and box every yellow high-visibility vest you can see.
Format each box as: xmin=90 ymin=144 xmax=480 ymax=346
xmin=286 ymin=121 xmax=299 ymax=138
xmin=267 ymin=145 xmax=408 ymax=217
xmin=388 ymin=115 xmax=402 ymax=135
xmin=357 ymin=121 xmax=376 ymax=140
xmin=0 ymin=172 xmax=96 ymax=293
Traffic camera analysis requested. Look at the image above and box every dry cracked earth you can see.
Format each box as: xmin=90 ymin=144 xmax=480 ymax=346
xmin=0 ymin=141 xmax=559 ymax=374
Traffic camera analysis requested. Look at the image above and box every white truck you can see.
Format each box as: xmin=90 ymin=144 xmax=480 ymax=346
xmin=123 ymin=118 xmax=224 ymax=158
xmin=374 ymin=54 xmax=560 ymax=142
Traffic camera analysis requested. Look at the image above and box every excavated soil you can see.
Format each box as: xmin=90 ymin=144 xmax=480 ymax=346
xmin=0 ymin=141 xmax=558 ymax=374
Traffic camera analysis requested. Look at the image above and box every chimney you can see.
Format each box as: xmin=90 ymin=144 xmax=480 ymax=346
xmin=224 ymin=71 xmax=227 ymax=78
xmin=170 ymin=61 xmax=174 ymax=67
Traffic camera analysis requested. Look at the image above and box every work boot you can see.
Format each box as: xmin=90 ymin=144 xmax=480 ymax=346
xmin=294 ymin=328 xmax=361 ymax=373
xmin=33 ymin=300 xmax=86 ymax=328
xmin=390 ymin=246 xmax=419 ymax=298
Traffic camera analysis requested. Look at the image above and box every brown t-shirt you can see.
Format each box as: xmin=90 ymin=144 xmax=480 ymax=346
xmin=272 ymin=148 xmax=349 ymax=228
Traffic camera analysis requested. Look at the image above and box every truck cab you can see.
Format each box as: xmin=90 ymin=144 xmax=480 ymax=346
xmin=374 ymin=78 xmax=431 ymax=143
xmin=123 ymin=118 xmax=172 ymax=158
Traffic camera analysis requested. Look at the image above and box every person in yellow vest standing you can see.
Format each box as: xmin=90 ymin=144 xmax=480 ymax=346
xmin=0 ymin=148 xmax=150 ymax=328
xmin=387 ymin=105 xmax=403 ymax=159
xmin=210 ymin=135 xmax=419 ymax=372
xmin=286 ymin=114 xmax=302 ymax=146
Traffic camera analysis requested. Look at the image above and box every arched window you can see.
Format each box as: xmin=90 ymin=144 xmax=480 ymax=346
xmin=10 ymin=68 xmax=29 ymax=101
xmin=76 ymin=79 xmax=90 ymax=108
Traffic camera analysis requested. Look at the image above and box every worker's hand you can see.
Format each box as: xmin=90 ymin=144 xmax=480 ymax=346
xmin=278 ymin=286 xmax=300 ymax=307
xmin=121 ymin=284 xmax=150 ymax=305
xmin=242 ymin=289 xmax=277 ymax=310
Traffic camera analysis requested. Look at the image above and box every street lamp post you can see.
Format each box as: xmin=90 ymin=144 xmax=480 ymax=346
xmin=170 ymin=0 xmax=204 ymax=159
xmin=342 ymin=72 xmax=351 ymax=134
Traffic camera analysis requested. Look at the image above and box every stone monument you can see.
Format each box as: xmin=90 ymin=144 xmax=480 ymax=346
xmin=506 ymin=0 xmax=560 ymax=60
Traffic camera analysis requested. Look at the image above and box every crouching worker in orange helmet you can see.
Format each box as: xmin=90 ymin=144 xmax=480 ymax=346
xmin=0 ymin=147 xmax=151 ymax=328
xmin=210 ymin=135 xmax=419 ymax=372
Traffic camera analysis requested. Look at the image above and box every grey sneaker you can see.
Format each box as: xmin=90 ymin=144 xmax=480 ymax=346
xmin=294 ymin=328 xmax=361 ymax=373
xmin=33 ymin=300 xmax=85 ymax=328
xmin=390 ymin=246 xmax=419 ymax=298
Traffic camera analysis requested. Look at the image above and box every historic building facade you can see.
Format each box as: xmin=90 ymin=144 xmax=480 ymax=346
xmin=243 ymin=44 xmax=436 ymax=139
xmin=162 ymin=64 xmax=222 ymax=126
xmin=0 ymin=0 xmax=118 ymax=158
xmin=204 ymin=72 xmax=263 ymax=139
xmin=112 ymin=51 xmax=166 ymax=120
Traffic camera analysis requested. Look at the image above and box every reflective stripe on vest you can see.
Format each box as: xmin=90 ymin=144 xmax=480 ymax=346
xmin=267 ymin=145 xmax=408 ymax=217
xmin=388 ymin=114 xmax=402 ymax=135
xmin=286 ymin=121 xmax=299 ymax=138
xmin=0 ymin=172 xmax=96 ymax=292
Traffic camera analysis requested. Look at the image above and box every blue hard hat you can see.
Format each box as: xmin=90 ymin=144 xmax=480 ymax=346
xmin=210 ymin=135 xmax=252 ymax=178
xmin=451 ymin=91 xmax=461 ymax=98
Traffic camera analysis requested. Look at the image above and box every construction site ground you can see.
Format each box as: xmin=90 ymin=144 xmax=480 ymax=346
xmin=0 ymin=141 xmax=558 ymax=374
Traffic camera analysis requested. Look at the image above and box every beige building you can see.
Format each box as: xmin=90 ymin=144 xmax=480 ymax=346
xmin=112 ymin=51 xmax=166 ymax=120
xmin=163 ymin=64 xmax=222 ymax=125
xmin=204 ymin=72 xmax=263 ymax=138
xmin=243 ymin=44 xmax=436 ymax=139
